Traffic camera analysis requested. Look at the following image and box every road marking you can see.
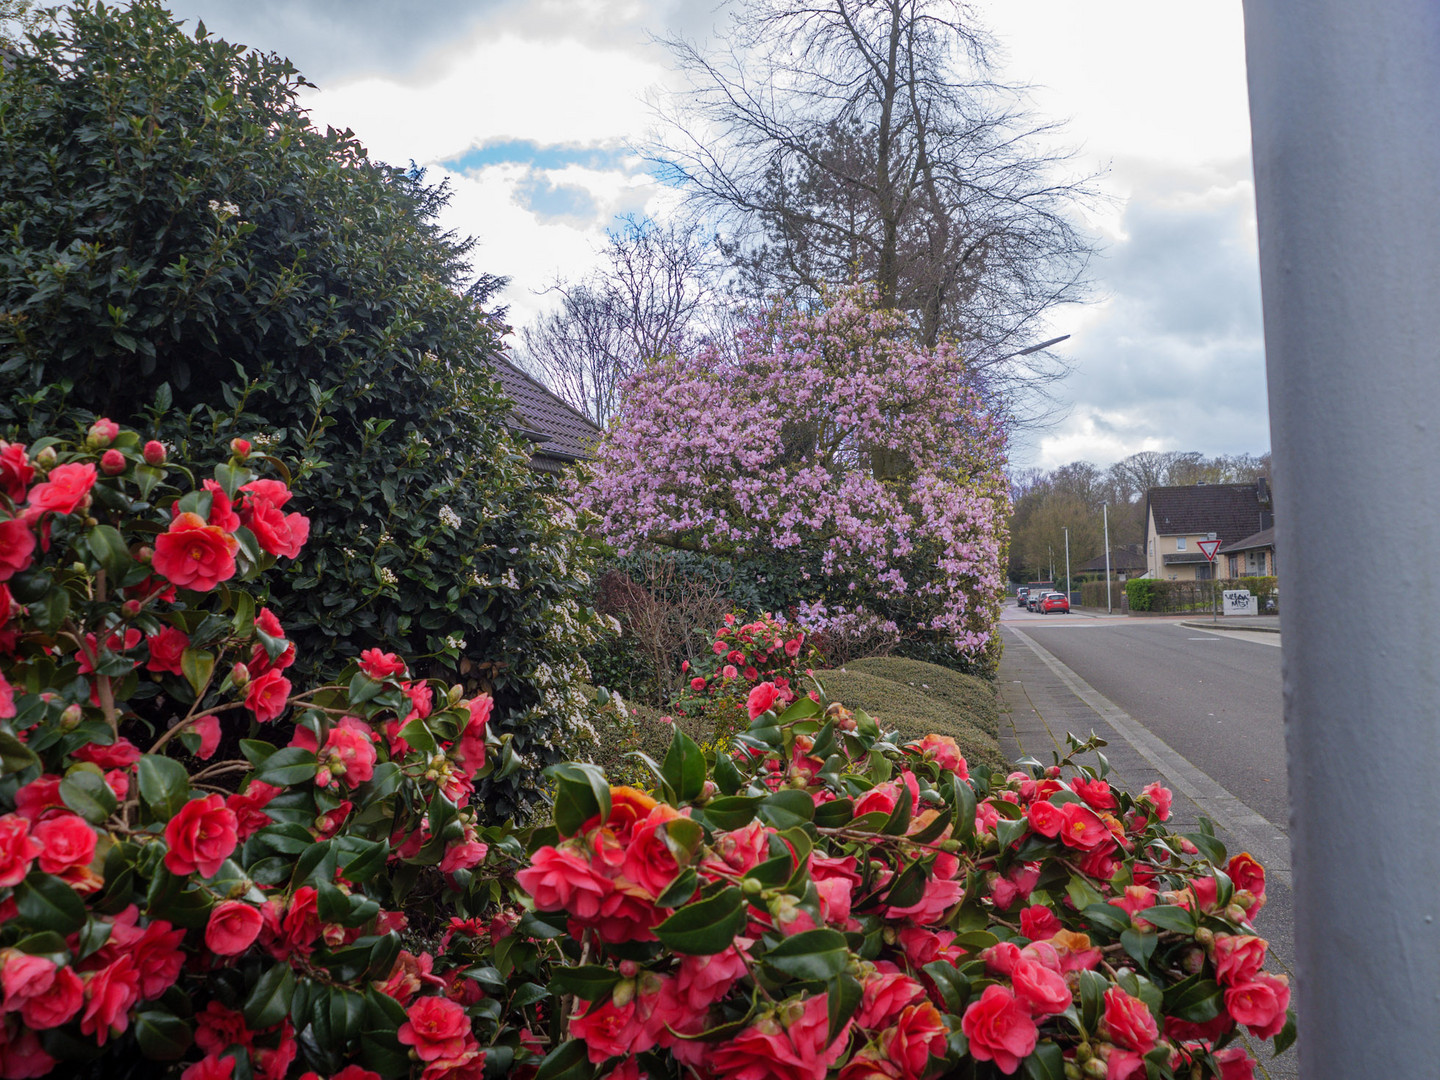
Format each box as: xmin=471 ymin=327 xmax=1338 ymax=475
xmin=1006 ymin=626 xmax=1292 ymax=887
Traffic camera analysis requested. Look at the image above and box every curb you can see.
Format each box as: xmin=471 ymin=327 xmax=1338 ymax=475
xmin=1179 ymin=620 xmax=1282 ymax=634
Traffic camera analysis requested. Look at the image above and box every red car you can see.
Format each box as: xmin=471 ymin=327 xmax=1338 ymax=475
xmin=1040 ymin=592 xmax=1069 ymax=614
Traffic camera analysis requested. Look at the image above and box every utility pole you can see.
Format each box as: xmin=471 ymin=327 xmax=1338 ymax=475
xmin=1103 ymin=506 xmax=1112 ymax=614
xmin=1062 ymin=527 xmax=1072 ymax=603
xmin=1244 ymin=2 xmax=1440 ymax=1075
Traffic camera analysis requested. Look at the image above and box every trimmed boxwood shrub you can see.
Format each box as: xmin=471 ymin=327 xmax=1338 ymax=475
xmin=843 ymin=656 xmax=1000 ymax=738
xmin=0 ymin=1 xmax=607 ymax=816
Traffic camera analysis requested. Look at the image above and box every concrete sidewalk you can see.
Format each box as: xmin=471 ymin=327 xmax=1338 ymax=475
xmin=997 ymin=625 xmax=1298 ymax=1079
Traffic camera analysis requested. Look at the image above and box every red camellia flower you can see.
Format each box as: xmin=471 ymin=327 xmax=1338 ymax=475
xmin=245 ymin=668 xmax=292 ymax=723
xmin=690 ymin=676 xmax=707 ymax=691
xmin=961 ymin=985 xmax=1038 ymax=1075
xmin=33 ymin=813 xmax=96 ymax=875
xmin=200 ymin=479 xmax=241 ymax=532
xmin=26 ymin=461 xmax=97 ymax=516
xmin=516 ymin=845 xmax=612 ymax=920
xmin=396 ymin=995 xmax=471 ymax=1062
xmin=1213 ymin=934 xmax=1269 ymax=987
xmin=710 ymin=994 xmax=850 ymax=1080
xmin=1103 ymin=987 xmax=1159 ymax=1053
xmin=163 ymin=794 xmax=239 ymax=877
xmin=79 ymin=955 xmax=140 ymax=1045
xmin=1227 ymin=852 xmax=1267 ymax=898
xmin=321 ymin=716 xmax=377 ymax=787
xmin=72 ymin=736 xmax=141 ymax=770
xmin=143 ymin=440 xmax=167 ymax=465
xmin=21 ymin=965 xmax=84 ymax=1030
xmin=145 ymin=625 xmax=190 ymax=675
xmin=0 ymin=516 xmax=37 ymax=581
xmin=1070 ymin=776 xmax=1116 ymax=810
xmin=1224 ymin=972 xmax=1290 ymax=1039
xmin=358 ymin=648 xmax=406 ymax=680
xmin=0 ymin=813 xmax=42 ymax=887
xmin=206 ymin=901 xmax=264 ymax=956
xmin=1056 ymin=801 xmax=1111 ymax=851
xmin=747 ymin=681 xmax=781 ymax=719
xmin=182 ymin=1057 xmax=237 ymax=1080
xmin=880 ymin=1001 xmax=948 ymax=1080
xmin=1011 ymin=958 xmax=1071 ymax=1017
xmin=152 ymin=512 xmax=238 ymax=592
xmin=192 ymin=714 xmax=222 ymax=760
xmin=0 ymin=441 xmax=34 ymax=502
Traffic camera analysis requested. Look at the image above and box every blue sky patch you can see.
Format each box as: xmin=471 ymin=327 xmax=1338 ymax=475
xmin=513 ymin=175 xmax=598 ymax=222
xmin=441 ymin=140 xmax=633 ymax=175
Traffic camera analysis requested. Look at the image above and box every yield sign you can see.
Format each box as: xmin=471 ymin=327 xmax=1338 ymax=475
xmin=1197 ymin=538 xmax=1222 ymax=562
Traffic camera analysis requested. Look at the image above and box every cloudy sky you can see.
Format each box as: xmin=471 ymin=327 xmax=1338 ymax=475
xmin=156 ymin=0 xmax=1268 ymax=472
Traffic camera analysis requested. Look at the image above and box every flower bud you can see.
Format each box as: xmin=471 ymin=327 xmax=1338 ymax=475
xmin=741 ymin=877 xmax=764 ymax=896
xmin=1233 ymin=889 xmax=1258 ymax=911
xmin=35 ymin=446 xmax=57 ymax=468
xmin=230 ymin=438 xmax=251 ymax=459
xmin=697 ymin=779 xmax=718 ymax=803
xmin=142 ymin=440 xmax=166 ymax=465
xmin=618 ymin=960 xmax=639 ymax=978
xmin=229 ymin=662 xmax=250 ymax=688
xmin=135 ymin=545 xmax=153 ymax=564
xmin=59 ymin=703 xmax=83 ymax=730
xmin=1082 ymin=1059 xmax=1108 ymax=1080
xmin=610 ymin=979 xmax=636 ymax=1009
xmin=121 ymin=599 xmax=142 ymax=618
xmin=1194 ymin=927 xmax=1214 ymax=948
xmin=1076 ymin=1043 xmax=1094 ymax=1063
xmin=86 ymin=418 xmax=119 ymax=447
xmin=1064 ymin=1065 xmax=1083 ymax=1080
xmin=100 ymin=449 xmax=127 ymax=475
xmin=1180 ymin=947 xmax=1206 ymax=975
xmin=315 ymin=766 xmax=333 ymax=788
xmin=1224 ymin=903 xmax=1248 ymax=924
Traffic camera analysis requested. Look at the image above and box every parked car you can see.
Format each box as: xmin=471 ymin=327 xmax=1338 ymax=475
xmin=1027 ymin=591 xmax=1047 ymax=612
xmin=1016 ymin=587 xmax=1030 ymax=607
xmin=1041 ymin=591 xmax=1070 ymax=614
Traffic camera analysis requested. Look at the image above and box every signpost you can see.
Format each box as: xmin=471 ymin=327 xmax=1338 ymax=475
xmin=1198 ymin=538 xmax=1222 ymax=621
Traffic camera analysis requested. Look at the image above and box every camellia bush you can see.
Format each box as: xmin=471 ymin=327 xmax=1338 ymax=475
xmin=576 ymin=290 xmax=1011 ymax=670
xmin=0 ymin=424 xmax=531 ymax=1078
xmin=521 ymin=701 xmax=1295 ymax=1080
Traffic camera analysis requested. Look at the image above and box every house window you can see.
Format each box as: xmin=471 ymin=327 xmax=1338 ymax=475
xmin=1176 ymin=537 xmax=1186 ymax=550
xmin=1228 ymin=555 xmax=1238 ymax=578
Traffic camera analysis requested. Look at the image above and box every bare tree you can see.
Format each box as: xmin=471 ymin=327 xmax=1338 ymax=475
xmin=519 ymin=216 xmax=717 ymax=427
xmin=650 ymin=0 xmax=1101 ymax=419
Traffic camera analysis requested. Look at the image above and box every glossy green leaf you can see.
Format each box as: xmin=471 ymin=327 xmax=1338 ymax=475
xmin=179 ymin=648 xmax=216 ymax=697
xmin=60 ymin=768 xmax=117 ymax=824
xmin=252 ymin=747 xmax=317 ymax=786
xmin=1162 ymin=974 xmax=1223 ymax=1023
xmin=15 ymin=873 xmax=87 ymax=934
xmin=758 ymin=789 xmax=814 ymax=829
xmin=243 ymin=962 xmax=296 ymax=1029
xmin=654 ymin=887 xmax=747 ymax=955
xmin=137 ymin=754 xmax=190 ymax=819
xmin=535 ymin=1040 xmax=596 ymax=1080
xmin=702 ymin=795 xmax=763 ymax=831
xmin=134 ymin=1009 xmax=192 ymax=1060
xmin=763 ymin=928 xmax=850 ymax=981
xmin=86 ymin=524 xmax=132 ymax=581
xmin=1137 ymin=904 xmax=1197 ymax=934
xmin=547 ymin=762 xmax=611 ymax=837
xmin=1022 ymin=1041 xmax=1065 ymax=1080
xmin=549 ymin=965 xmax=623 ymax=1002
xmin=661 ymin=728 xmax=706 ymax=803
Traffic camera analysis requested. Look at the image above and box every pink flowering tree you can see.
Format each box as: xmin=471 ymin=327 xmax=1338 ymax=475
xmin=575 ymin=289 xmax=1011 ymax=666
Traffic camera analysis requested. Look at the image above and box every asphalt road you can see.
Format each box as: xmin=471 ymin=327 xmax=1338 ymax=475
xmin=1005 ymin=608 xmax=1288 ymax=827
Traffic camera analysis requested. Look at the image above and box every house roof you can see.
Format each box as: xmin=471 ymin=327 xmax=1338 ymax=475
xmin=1145 ymin=481 xmax=1273 ymax=546
xmin=1219 ymin=526 xmax=1276 ymax=555
xmin=1077 ymin=547 xmax=1148 ymax=573
xmin=1162 ymin=552 xmax=1213 ymax=565
xmin=488 ymin=357 xmax=602 ymax=469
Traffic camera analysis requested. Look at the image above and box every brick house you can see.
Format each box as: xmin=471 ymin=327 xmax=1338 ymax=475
xmin=1143 ymin=479 xmax=1274 ymax=581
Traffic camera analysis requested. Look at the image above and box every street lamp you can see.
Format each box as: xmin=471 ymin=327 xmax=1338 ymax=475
xmin=1062 ymin=527 xmax=1072 ymax=603
xmin=999 ymin=334 xmax=1070 ymax=361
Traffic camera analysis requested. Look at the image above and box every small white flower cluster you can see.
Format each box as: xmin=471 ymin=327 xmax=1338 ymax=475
xmin=437 ymin=505 xmax=461 ymax=530
xmin=208 ymin=199 xmax=240 ymax=217
xmin=500 ymin=568 xmax=521 ymax=590
xmin=377 ymin=566 xmax=398 ymax=587
xmin=445 ymin=634 xmax=467 ymax=651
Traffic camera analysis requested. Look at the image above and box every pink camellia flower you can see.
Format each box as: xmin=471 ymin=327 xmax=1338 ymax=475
xmin=320 ymin=716 xmax=377 ymax=788
xmin=0 ymin=814 xmax=42 ymax=887
xmin=227 ymin=780 xmax=281 ymax=839
xmin=21 ymin=965 xmax=84 ymax=1030
xmin=1056 ymin=801 xmax=1112 ymax=851
xmin=439 ymin=840 xmax=489 ymax=874
xmin=1227 ymin=852 xmax=1267 ymax=899
xmin=1224 ymin=972 xmax=1290 ymax=1040
xmin=1020 ymin=904 xmax=1062 ymax=941
xmin=1011 ymin=958 xmax=1071 ymax=1017
xmin=182 ymin=1057 xmax=237 ymax=1080
xmin=675 ymin=945 xmax=750 ymax=1013
xmin=0 ymin=515 xmax=37 ymax=581
xmin=87 ymin=418 xmax=120 ymax=446
xmin=569 ymin=995 xmax=650 ymax=1065
xmin=1213 ymin=1045 xmax=1258 ymax=1080
xmin=0 ymin=1023 xmax=54 ymax=1077
xmin=152 ymin=512 xmax=238 ymax=591
xmin=961 ymin=985 xmax=1038 ymax=1074
xmin=27 ymin=461 xmax=98 ymax=516
xmin=205 ymin=901 xmax=264 ymax=956
xmin=33 ymin=813 xmax=96 ymax=875
xmin=1212 ymin=934 xmax=1269 ymax=987
xmin=1141 ymin=781 xmax=1173 ymax=821
xmin=784 ymin=635 xmax=803 ymax=658
xmin=710 ymin=994 xmax=850 ymax=1080
xmin=79 ymin=955 xmax=141 ymax=1045
xmin=163 ymin=794 xmax=239 ymax=878
xmin=722 ymin=664 xmax=739 ymax=679
xmin=853 ymin=781 xmax=901 ymax=819
xmin=1103 ymin=988 xmax=1159 ymax=1053
xmin=191 ymin=714 xmax=222 ymax=760
xmin=1070 ymin=776 xmax=1117 ymax=810
xmin=0 ymin=442 xmax=34 ymax=502
xmin=100 ymin=449 xmax=127 ymax=476
xmin=747 ymin=681 xmax=781 ymax=719
xmin=359 ymin=647 xmax=406 ymax=680
xmin=199 ymin=479 xmax=241 ymax=532
xmin=2 ymin=952 xmax=57 ymax=1013
xmin=913 ymin=733 xmax=968 ymax=777
xmin=0 ymin=671 xmax=14 ymax=722
xmin=397 ymin=996 xmax=471 ymax=1062
xmin=690 ymin=676 xmax=706 ymax=691
xmin=145 ymin=625 xmax=190 ymax=675
xmin=620 ymin=804 xmax=686 ymax=899
xmin=516 ymin=844 xmax=612 ymax=919
xmin=143 ymin=440 xmax=167 ymax=465
xmin=880 ymin=1001 xmax=949 ymax=1080
xmin=1105 ymin=1049 xmax=1148 ymax=1080
xmin=855 ymin=968 xmax=925 ymax=1030
xmin=244 ymin=668 xmax=291 ymax=723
